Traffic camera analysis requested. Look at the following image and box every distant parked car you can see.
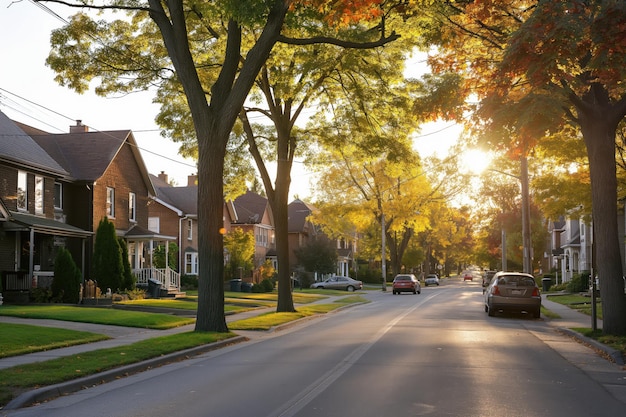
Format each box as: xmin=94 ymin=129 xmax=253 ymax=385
xmin=310 ymin=276 xmax=363 ymax=292
xmin=392 ymin=274 xmax=421 ymax=294
xmin=424 ymin=274 xmax=440 ymax=286
xmin=484 ymin=271 xmax=541 ymax=318
xmin=463 ymin=271 xmax=473 ymax=281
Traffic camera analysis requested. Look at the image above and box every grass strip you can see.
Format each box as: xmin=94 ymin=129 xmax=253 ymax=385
xmin=229 ymin=295 xmax=368 ymax=330
xmin=547 ymin=294 xmax=603 ymax=319
xmin=572 ymin=328 xmax=626 ymax=357
xmin=0 ymin=323 xmax=110 ymax=358
xmin=0 ymin=305 xmax=194 ymax=329
xmin=0 ymin=331 xmax=236 ymax=407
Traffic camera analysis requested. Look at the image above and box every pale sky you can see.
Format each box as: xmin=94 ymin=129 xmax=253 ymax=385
xmin=0 ymin=0 xmax=461 ymax=200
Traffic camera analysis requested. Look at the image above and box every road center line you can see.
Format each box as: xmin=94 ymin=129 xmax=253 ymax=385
xmin=271 ymin=291 xmax=443 ymax=417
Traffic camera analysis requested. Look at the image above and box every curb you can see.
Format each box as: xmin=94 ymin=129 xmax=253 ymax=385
xmin=556 ymin=327 xmax=625 ymax=366
xmin=3 ymin=336 xmax=247 ymax=411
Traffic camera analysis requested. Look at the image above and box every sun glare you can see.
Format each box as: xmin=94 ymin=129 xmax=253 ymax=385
xmin=462 ymin=149 xmax=493 ymax=175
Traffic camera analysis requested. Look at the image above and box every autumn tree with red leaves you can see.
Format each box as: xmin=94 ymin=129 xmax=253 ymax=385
xmin=430 ymin=0 xmax=626 ymax=334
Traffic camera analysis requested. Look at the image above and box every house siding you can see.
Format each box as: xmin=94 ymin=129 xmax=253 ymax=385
xmin=91 ymin=142 xmax=149 ymax=232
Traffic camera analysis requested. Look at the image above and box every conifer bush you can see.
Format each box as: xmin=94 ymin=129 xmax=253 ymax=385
xmin=93 ymin=217 xmax=124 ymax=293
xmin=51 ymin=247 xmax=81 ymax=303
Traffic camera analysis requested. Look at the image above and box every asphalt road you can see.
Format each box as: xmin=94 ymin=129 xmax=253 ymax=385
xmin=4 ymin=279 xmax=626 ymax=417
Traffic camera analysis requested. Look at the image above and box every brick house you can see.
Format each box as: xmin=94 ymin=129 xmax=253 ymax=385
xmin=1 ymin=114 xmax=181 ymax=295
xmin=0 ymin=111 xmax=92 ymax=300
xmin=229 ymin=190 xmax=276 ymax=281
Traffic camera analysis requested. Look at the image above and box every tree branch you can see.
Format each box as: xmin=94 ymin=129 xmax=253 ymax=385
xmin=277 ymin=32 xmax=400 ymax=49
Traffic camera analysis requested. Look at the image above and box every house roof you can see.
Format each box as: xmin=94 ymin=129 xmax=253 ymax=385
xmin=0 ymin=111 xmax=69 ymax=177
xmin=149 ymin=173 xmax=198 ymax=216
xmin=125 ymin=224 xmax=176 ymax=240
xmin=288 ymin=199 xmax=316 ymax=233
xmin=231 ymin=190 xmax=269 ymax=224
xmin=4 ymin=211 xmax=92 ymax=238
xmin=25 ymin=125 xmax=155 ymax=196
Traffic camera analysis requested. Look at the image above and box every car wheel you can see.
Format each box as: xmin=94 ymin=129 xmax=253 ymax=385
xmin=417 ymin=289 xmax=421 ymax=294
xmin=533 ymin=308 xmax=541 ymax=319
xmin=484 ymin=304 xmax=488 ymax=313
xmin=487 ymin=305 xmax=495 ymax=317
xmin=347 ymin=286 xmax=355 ymax=292
xmin=392 ymin=290 xmax=397 ymax=295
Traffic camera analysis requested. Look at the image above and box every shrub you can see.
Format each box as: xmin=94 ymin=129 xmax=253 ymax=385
xmin=252 ymin=278 xmax=274 ymax=293
xmin=30 ymin=287 xmax=52 ymax=303
xmin=567 ymin=272 xmax=590 ymax=293
xmin=181 ymin=274 xmax=198 ymax=290
xmin=51 ymin=247 xmax=82 ymax=303
xmin=118 ymin=238 xmax=136 ymax=291
xmin=125 ymin=288 xmax=147 ymax=300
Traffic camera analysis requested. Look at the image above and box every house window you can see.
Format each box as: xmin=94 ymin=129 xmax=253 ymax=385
xmin=106 ymin=187 xmax=115 ymax=218
xmin=34 ymin=176 xmax=44 ymax=215
xmin=17 ymin=171 xmax=27 ymax=211
xmin=128 ymin=192 xmax=136 ymax=222
xmin=185 ymin=252 xmax=198 ymax=275
xmin=187 ymin=219 xmax=193 ymax=240
xmin=256 ymin=228 xmax=269 ymax=247
xmin=54 ymin=182 xmax=63 ymax=210
xmin=148 ymin=217 xmax=160 ymax=233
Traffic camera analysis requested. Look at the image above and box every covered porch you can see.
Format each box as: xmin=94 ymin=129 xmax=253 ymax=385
xmin=125 ymin=225 xmax=180 ymax=296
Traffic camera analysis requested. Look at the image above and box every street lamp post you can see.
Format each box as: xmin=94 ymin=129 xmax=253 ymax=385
xmin=520 ymin=155 xmax=532 ymax=274
xmin=489 ymin=155 xmax=532 ymax=274
xmin=381 ymin=213 xmax=387 ymax=291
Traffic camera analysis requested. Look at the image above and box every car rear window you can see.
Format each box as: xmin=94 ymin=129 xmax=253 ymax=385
xmin=498 ymin=276 xmax=536 ymax=286
xmin=395 ymin=276 xmax=410 ymax=281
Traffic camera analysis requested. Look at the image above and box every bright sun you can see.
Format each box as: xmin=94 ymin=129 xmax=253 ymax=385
xmin=462 ymin=149 xmax=493 ymax=175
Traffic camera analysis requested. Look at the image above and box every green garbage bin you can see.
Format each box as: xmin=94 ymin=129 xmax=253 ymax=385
xmin=148 ymin=279 xmax=161 ymax=298
xmin=229 ymin=279 xmax=242 ymax=292
xmin=541 ymin=277 xmax=552 ymax=292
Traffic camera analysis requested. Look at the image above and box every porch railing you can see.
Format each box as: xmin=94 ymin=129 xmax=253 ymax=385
xmin=133 ymin=267 xmax=180 ymax=291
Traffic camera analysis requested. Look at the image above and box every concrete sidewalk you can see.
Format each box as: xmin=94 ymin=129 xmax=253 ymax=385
xmin=0 ymin=304 xmax=280 ymax=370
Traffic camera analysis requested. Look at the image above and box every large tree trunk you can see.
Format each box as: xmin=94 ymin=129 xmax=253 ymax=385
xmin=578 ymin=84 xmax=626 ymax=335
xmin=149 ymin=0 xmax=290 ymax=331
xmin=388 ymin=228 xmax=414 ymax=277
xmin=273 ymin=172 xmax=296 ymax=312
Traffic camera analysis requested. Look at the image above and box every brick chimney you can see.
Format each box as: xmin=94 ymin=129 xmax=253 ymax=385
xmin=158 ymin=171 xmax=169 ymax=183
xmin=70 ymin=120 xmax=89 ymax=133
xmin=188 ymin=174 xmax=198 ymax=186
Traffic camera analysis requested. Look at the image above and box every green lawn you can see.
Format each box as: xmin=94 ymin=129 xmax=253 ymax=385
xmin=0 ymin=323 xmax=110 ymax=358
xmin=0 ymin=331 xmax=236 ymax=407
xmin=229 ymin=295 xmax=368 ymax=330
xmin=0 ymin=305 xmax=195 ymax=329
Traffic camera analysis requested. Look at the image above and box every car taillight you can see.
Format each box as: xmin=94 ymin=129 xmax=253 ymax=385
xmin=493 ymin=285 xmax=500 ymax=295
xmin=532 ymin=287 xmax=540 ymax=297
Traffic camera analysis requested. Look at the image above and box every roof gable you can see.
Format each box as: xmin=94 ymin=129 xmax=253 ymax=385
xmin=231 ymin=191 xmax=270 ymax=224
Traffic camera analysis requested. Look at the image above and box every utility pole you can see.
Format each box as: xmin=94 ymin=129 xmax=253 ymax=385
xmin=520 ymin=155 xmax=532 ymax=274
xmin=381 ymin=213 xmax=387 ymax=291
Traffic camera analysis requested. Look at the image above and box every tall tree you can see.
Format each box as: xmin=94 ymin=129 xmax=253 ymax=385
xmin=430 ymin=0 xmax=626 ymax=334
xmin=41 ymin=0 xmax=402 ymax=331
